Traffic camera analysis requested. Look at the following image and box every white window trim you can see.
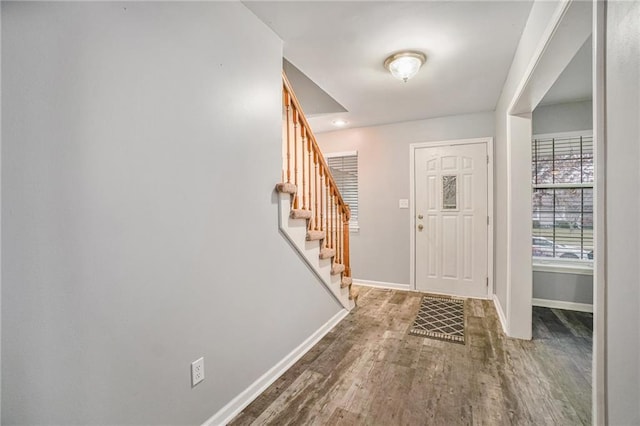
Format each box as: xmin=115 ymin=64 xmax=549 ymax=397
xmin=325 ymin=150 xmax=358 ymax=159
xmin=531 ymin=130 xmax=594 ymax=269
xmin=532 ymin=130 xmax=593 ymax=140
xmin=325 ymin=150 xmax=359 ymax=232
xmin=534 ymin=182 xmax=594 ymax=189
xmin=533 ymin=259 xmax=593 ymax=275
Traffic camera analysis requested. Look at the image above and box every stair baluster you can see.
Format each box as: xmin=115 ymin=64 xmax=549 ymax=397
xmin=313 ymin=150 xmax=320 ymax=231
xmin=324 ymin=176 xmax=329 ymax=248
xmin=329 ymin=185 xmax=334 ymax=251
xmin=307 ymin=132 xmax=313 ymax=230
xmin=284 ymin=90 xmax=291 ymax=185
xmin=301 ymin=128 xmax=306 ymax=210
xmin=292 ymin=109 xmax=299 ymax=209
xmin=319 ymin=168 xmax=324 ymax=234
xmin=337 ymin=208 xmax=342 ymax=265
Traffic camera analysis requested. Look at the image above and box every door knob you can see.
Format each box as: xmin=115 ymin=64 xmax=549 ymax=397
xmin=418 ymin=214 xmax=424 ymax=219
xmin=418 ymin=224 xmax=424 ymax=231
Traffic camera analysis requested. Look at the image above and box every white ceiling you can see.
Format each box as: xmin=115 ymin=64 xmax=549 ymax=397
xmin=245 ymin=1 xmax=534 ymax=133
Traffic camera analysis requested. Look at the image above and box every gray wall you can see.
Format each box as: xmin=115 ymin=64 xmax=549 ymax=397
xmin=316 ymin=112 xmax=494 ymax=285
xmin=533 ymin=100 xmax=592 ymax=134
xmin=531 ymin=100 xmax=593 ymax=305
xmin=0 ymin=3 xmax=3 ymax=421
xmin=605 ymin=0 xmax=640 ymax=423
xmin=532 ymin=271 xmax=592 ymax=304
xmin=1 ymin=2 xmax=341 ymax=424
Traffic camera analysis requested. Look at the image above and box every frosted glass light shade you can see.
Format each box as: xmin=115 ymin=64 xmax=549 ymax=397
xmin=384 ymin=51 xmax=426 ymax=82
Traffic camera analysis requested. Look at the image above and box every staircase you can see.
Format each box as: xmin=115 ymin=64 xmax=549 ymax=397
xmin=276 ymin=73 xmax=358 ymax=310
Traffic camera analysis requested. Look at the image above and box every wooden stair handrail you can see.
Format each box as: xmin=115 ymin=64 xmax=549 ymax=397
xmin=281 ymin=72 xmax=352 ymax=279
xmin=282 ymin=73 xmax=349 ymax=214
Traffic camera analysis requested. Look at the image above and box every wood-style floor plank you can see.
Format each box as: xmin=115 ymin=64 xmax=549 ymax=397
xmin=230 ymin=287 xmax=592 ymax=426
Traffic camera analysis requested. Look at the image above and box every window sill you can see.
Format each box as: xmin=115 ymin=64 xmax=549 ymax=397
xmin=533 ymin=260 xmax=593 ymax=276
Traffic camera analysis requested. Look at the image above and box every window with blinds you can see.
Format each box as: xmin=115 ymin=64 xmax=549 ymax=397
xmin=326 ymin=152 xmax=358 ymax=229
xmin=532 ymin=134 xmax=593 ymax=262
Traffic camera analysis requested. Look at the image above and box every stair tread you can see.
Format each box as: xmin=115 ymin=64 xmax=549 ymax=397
xmin=341 ymin=276 xmax=352 ymax=288
xmin=291 ymin=209 xmax=312 ymax=220
xmin=275 ymin=182 xmax=297 ymax=194
xmin=306 ymin=230 xmax=326 ymax=241
xmin=349 ymin=286 xmax=359 ymax=303
xmin=331 ymin=263 xmax=345 ymax=275
xmin=319 ymin=247 xmax=336 ymax=260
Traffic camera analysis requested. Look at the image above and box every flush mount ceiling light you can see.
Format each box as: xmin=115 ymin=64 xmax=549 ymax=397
xmin=332 ymin=119 xmax=349 ymax=127
xmin=384 ymin=51 xmax=427 ymax=82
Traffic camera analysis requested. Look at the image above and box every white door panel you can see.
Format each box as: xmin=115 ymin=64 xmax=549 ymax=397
xmin=415 ymin=143 xmax=488 ymax=298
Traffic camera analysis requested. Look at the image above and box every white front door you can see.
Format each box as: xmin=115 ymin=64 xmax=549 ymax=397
xmin=414 ymin=142 xmax=489 ymax=298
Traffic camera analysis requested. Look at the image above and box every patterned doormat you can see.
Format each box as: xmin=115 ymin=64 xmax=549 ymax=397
xmin=409 ymin=295 xmax=465 ymax=344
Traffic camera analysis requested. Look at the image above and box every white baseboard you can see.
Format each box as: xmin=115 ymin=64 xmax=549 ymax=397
xmin=202 ymin=309 xmax=349 ymax=426
xmin=493 ymin=294 xmax=509 ymax=335
xmin=532 ymin=298 xmax=593 ymax=313
xmin=353 ymin=279 xmax=411 ymax=291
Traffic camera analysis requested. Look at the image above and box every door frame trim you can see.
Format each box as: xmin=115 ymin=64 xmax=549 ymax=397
xmin=409 ymin=137 xmax=494 ymax=299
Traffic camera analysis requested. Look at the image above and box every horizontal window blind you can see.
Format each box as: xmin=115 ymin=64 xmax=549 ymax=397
xmin=531 ymin=135 xmax=593 ymax=261
xmin=532 ymin=135 xmax=594 ymax=185
xmin=326 ymin=154 xmax=358 ymax=226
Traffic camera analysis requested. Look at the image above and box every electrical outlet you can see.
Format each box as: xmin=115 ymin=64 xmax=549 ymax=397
xmin=191 ymin=357 xmax=205 ymax=386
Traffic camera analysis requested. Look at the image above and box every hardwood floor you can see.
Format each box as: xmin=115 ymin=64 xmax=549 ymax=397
xmin=229 ymin=287 xmax=592 ymax=426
